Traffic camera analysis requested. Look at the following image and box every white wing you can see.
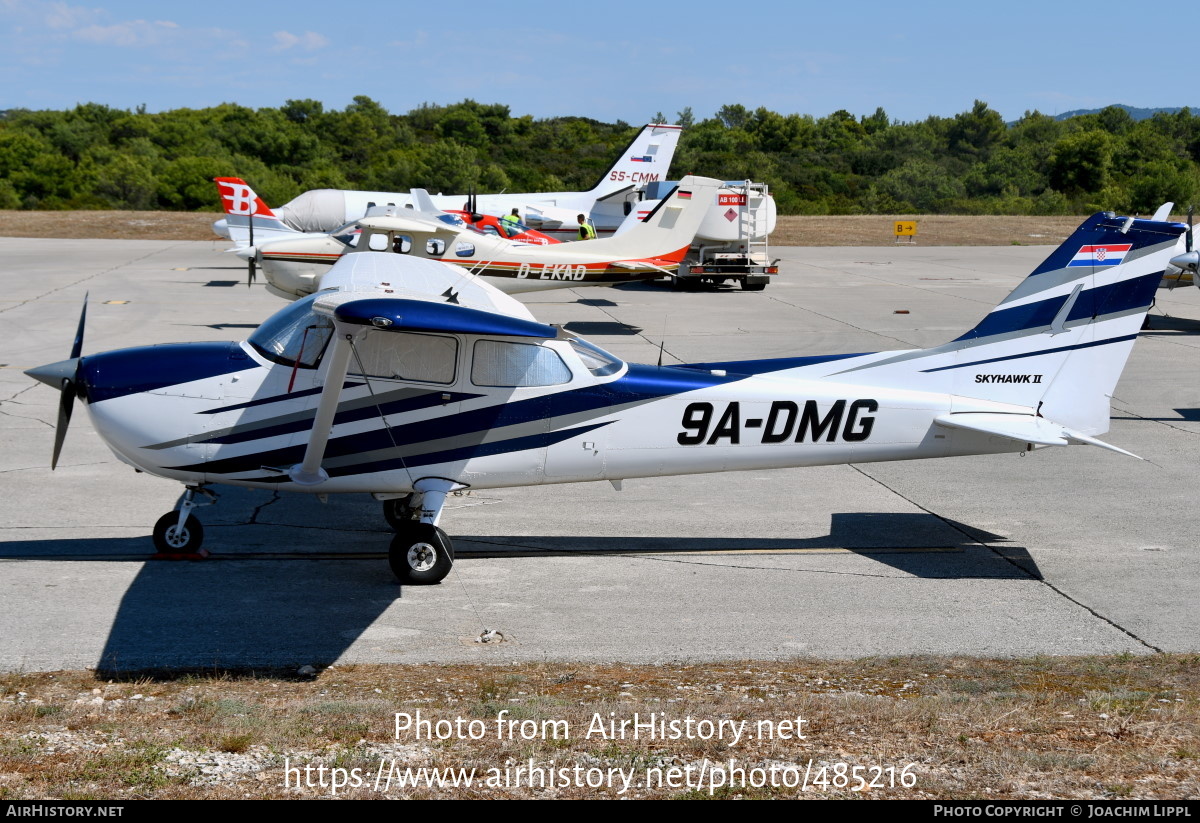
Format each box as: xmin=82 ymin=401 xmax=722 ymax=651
xmin=320 ymin=249 xmax=537 ymax=322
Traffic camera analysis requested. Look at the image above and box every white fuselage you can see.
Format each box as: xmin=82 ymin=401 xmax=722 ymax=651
xmin=82 ymin=337 xmax=1030 ymax=498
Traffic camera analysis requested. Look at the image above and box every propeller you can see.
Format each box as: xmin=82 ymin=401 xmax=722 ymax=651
xmin=468 ymin=186 xmax=483 ymax=224
xmin=1168 ymin=205 xmax=1197 ymax=290
xmin=246 ymin=201 xmax=257 ymax=288
xmin=24 ymin=293 xmax=88 ymax=470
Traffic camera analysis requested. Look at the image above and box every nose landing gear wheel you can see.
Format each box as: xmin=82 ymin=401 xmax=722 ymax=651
xmin=152 ymin=512 xmax=205 ymax=556
xmin=389 ymin=523 xmax=453 ymax=584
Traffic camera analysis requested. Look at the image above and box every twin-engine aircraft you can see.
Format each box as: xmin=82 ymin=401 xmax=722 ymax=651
xmin=26 ymin=210 xmax=1190 ymax=584
xmin=213 ymin=123 xmax=682 ymax=243
xmin=216 ymin=176 xmax=715 ymax=298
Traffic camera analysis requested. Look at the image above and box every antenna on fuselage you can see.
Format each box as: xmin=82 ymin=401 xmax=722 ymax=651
xmin=656 ymin=314 xmax=667 ymax=368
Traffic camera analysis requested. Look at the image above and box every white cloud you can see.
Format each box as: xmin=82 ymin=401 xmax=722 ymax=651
xmin=43 ymin=1 xmax=103 ymax=30
xmin=272 ymin=30 xmax=328 ymax=52
xmin=71 ymin=19 xmax=178 ymax=47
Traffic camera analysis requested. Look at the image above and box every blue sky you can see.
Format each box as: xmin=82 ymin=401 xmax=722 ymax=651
xmin=1 ymin=0 xmax=1192 ymax=123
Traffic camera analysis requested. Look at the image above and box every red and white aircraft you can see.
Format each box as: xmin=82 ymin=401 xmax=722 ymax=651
xmin=215 ymin=176 xmax=721 ymax=298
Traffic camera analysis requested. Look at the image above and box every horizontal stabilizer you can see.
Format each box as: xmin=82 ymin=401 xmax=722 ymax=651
xmin=934 ymin=413 xmax=1141 ymax=459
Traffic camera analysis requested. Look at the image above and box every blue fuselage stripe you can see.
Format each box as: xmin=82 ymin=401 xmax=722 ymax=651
xmin=919 ymin=334 xmax=1138 ymax=373
xmin=954 ymin=272 xmax=1161 ymax=342
xmin=170 ymin=364 xmax=737 ymax=476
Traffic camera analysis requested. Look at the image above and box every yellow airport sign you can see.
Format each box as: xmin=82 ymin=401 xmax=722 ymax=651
xmin=894 ymin=221 xmax=917 ymax=236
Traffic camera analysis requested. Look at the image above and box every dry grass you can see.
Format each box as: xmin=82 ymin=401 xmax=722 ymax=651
xmin=0 ymin=211 xmax=1164 ymax=247
xmin=0 ymin=210 xmax=223 ymax=241
xmin=0 ymin=656 xmax=1196 ymax=799
xmin=769 ymin=214 xmax=1093 ymax=247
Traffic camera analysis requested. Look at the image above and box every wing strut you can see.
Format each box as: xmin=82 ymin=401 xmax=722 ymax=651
xmin=288 ymin=327 xmax=358 ymax=486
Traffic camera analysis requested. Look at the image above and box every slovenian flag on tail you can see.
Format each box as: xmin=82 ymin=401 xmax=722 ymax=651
xmin=1068 ymin=243 xmax=1132 ymax=267
xmin=630 ymin=155 xmax=653 ymax=162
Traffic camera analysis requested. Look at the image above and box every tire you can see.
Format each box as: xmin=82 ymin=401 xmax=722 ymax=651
xmin=152 ymin=511 xmax=204 ymax=554
xmin=382 ymin=497 xmax=417 ymax=531
xmin=389 ymin=523 xmax=453 ymax=584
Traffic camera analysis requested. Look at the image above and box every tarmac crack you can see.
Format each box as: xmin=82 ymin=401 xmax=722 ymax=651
xmin=0 ymin=404 xmax=54 ymax=429
xmin=2 ymin=385 xmax=36 ymax=403
xmin=0 ymin=461 xmax=108 ymax=475
xmin=452 ymin=536 xmax=1020 ymax=580
xmin=1110 ymin=397 xmax=1200 ymax=438
xmin=849 ymin=465 xmax=1165 ymax=653
xmin=0 ymin=245 xmax=180 ymax=316
xmin=833 ymin=266 xmax=997 ymax=308
xmin=763 ymin=294 xmax=920 ymax=348
xmin=570 ymin=287 xmax=686 ymax=365
xmin=247 ymin=491 xmax=282 ymax=525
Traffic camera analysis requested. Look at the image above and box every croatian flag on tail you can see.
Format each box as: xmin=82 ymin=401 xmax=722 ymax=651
xmin=1068 ymin=243 xmax=1132 ymax=267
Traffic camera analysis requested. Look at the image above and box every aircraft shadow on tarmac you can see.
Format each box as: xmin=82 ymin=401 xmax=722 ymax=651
xmin=563 ymin=321 xmax=643 ymax=336
xmin=1 ymin=497 xmax=1041 ymax=677
xmin=1142 ymin=314 xmax=1200 ymax=333
xmin=1112 ymin=408 xmax=1200 ymax=422
xmin=453 ymin=511 xmax=1041 ymax=582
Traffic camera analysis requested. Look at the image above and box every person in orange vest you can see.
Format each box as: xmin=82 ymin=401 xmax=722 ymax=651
xmin=576 ymin=213 xmax=596 ymax=240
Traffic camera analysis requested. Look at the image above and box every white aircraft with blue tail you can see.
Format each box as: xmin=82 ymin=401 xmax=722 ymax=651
xmin=25 ymin=207 xmax=1190 ymax=584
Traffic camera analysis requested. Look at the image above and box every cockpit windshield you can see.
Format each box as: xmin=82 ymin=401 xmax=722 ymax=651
xmin=247 ymin=293 xmax=334 ymax=368
xmin=331 ymin=222 xmax=362 ymax=248
xmin=569 ymin=337 xmax=624 ymax=377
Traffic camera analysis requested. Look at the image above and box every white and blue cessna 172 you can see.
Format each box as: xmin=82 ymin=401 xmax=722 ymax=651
xmin=26 ymin=206 xmax=1191 ymax=584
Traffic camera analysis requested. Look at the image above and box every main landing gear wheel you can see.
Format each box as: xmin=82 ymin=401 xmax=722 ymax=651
xmin=152 ymin=511 xmax=205 ymax=555
xmin=389 ymin=523 xmax=453 ymax=585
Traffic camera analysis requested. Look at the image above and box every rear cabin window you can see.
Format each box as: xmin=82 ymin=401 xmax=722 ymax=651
xmin=471 ymin=340 xmax=571 ymax=387
xmin=350 ymin=330 xmax=458 ymax=385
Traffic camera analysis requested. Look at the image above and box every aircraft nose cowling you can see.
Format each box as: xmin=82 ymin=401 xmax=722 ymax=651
xmin=77 ymin=342 xmax=251 ymax=405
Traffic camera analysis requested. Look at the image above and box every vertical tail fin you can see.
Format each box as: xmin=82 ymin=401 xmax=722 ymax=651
xmin=577 ymin=175 xmax=721 ymax=264
xmin=585 ymin=124 xmax=682 ymax=199
xmin=826 ymin=212 xmax=1186 ymax=435
xmin=213 ymin=177 xmax=298 ymax=249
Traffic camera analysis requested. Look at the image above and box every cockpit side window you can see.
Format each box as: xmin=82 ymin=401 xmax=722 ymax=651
xmin=471 ymin=340 xmax=571 ymax=387
xmin=247 ymin=294 xmax=334 ymax=369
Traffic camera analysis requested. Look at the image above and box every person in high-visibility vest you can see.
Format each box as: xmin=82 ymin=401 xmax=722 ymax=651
xmin=576 ymin=213 xmax=596 ymax=240
xmin=500 ymin=208 xmax=521 ymax=237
